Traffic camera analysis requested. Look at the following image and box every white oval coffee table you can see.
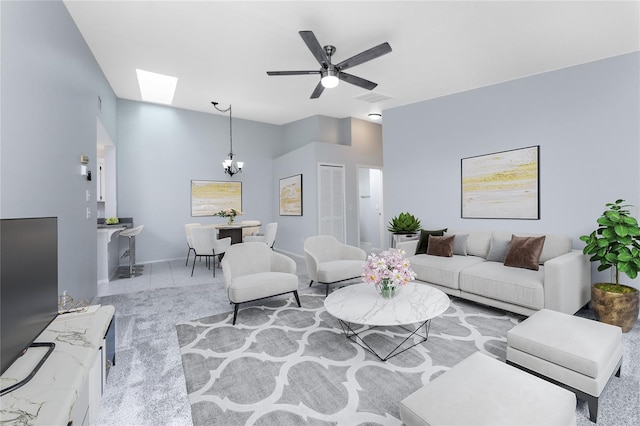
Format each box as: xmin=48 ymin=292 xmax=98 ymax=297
xmin=324 ymin=282 xmax=450 ymax=361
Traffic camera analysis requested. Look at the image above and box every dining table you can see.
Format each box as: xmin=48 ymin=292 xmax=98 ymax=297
xmin=211 ymin=222 xmax=261 ymax=244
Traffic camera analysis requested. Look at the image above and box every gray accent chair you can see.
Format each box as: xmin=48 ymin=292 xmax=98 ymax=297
xmin=304 ymin=235 xmax=367 ymax=296
xmin=221 ymin=242 xmax=300 ymax=325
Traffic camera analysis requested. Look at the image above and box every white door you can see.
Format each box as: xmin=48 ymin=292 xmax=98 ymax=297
xmin=318 ymin=164 xmax=346 ymax=242
xmin=358 ymin=167 xmax=384 ymax=254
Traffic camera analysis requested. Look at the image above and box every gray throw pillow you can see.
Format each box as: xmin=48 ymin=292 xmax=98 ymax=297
xmin=453 ymin=234 xmax=469 ymax=256
xmin=487 ymin=236 xmax=510 ymax=262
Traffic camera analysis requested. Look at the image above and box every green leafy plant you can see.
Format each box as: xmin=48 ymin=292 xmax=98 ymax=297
xmin=580 ymin=199 xmax=640 ymax=285
xmin=105 ymin=217 xmax=119 ymax=225
xmin=387 ymin=212 xmax=421 ymax=234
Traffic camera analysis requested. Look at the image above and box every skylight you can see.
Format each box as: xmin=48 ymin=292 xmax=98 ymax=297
xmin=135 ymin=69 xmax=178 ymax=105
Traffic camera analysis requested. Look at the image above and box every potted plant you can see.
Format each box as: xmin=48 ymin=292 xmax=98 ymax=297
xmin=388 ymin=212 xmax=422 ymax=248
xmin=388 ymin=212 xmax=421 ymax=234
xmin=580 ymin=199 xmax=639 ymax=332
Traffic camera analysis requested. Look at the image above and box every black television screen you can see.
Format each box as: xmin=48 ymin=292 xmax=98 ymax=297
xmin=1 ymin=217 xmax=59 ymax=376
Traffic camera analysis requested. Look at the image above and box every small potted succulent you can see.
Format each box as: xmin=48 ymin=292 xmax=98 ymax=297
xmin=580 ymin=199 xmax=639 ymax=332
xmin=388 ymin=212 xmax=421 ymax=234
xmin=388 ymin=212 xmax=422 ymax=248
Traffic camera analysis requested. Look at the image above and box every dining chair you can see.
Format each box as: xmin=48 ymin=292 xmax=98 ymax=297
xmin=240 ymin=220 xmax=261 ymax=240
xmin=190 ymin=226 xmax=231 ymax=277
xmin=244 ymin=222 xmax=278 ymax=248
xmin=184 ymin=223 xmax=201 ymax=266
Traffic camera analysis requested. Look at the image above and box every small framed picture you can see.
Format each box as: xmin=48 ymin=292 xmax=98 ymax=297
xmin=279 ymin=174 xmax=302 ymax=216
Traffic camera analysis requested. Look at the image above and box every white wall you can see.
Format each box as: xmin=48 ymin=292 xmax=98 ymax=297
xmin=1 ymin=0 xmax=118 ymax=301
xmin=383 ymin=52 xmax=640 ymax=288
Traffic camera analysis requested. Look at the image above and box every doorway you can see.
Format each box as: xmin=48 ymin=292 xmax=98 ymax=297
xmin=357 ymin=167 xmax=384 ymax=254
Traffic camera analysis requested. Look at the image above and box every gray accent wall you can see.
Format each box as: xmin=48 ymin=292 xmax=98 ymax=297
xmin=383 ymin=52 xmax=640 ymax=288
xmin=116 ymin=100 xmax=282 ymax=263
xmin=274 ymin=118 xmax=383 ymax=257
xmin=1 ymin=0 xmax=117 ymax=301
xmin=116 ymin=106 xmax=383 ymax=262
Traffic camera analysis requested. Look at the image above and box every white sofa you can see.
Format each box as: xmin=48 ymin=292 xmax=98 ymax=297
xmin=396 ymin=230 xmax=591 ymax=316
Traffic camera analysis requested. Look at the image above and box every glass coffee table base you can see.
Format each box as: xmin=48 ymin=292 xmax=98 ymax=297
xmin=336 ymin=319 xmax=431 ymax=362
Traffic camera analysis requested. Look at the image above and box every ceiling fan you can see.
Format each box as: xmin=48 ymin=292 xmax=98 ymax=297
xmin=267 ymin=31 xmax=392 ymax=99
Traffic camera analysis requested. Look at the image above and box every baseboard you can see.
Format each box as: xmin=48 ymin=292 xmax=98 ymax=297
xmin=274 ymin=248 xmax=304 ymax=262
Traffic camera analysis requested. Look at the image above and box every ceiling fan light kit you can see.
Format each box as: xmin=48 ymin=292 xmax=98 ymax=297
xmin=267 ymin=30 xmax=392 ymax=99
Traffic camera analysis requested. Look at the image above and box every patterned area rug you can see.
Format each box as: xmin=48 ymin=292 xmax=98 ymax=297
xmin=176 ymin=293 xmax=522 ymax=425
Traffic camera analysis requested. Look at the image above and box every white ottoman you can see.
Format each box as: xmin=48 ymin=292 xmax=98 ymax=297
xmin=507 ymin=309 xmax=622 ymax=423
xmin=400 ymin=352 xmax=576 ymax=426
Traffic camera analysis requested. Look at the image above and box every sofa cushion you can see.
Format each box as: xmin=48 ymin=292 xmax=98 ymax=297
xmin=427 ymin=235 xmax=454 ymax=257
xmin=415 ymin=229 xmax=447 ymax=255
xmin=459 ymin=262 xmax=545 ymax=310
xmin=409 ymin=254 xmax=486 ymax=290
xmin=486 ymin=236 xmax=511 ymax=262
xmin=504 ymin=235 xmax=546 ymax=270
xmin=446 ymin=230 xmax=492 ymax=258
xmin=452 ymin=234 xmax=469 ymax=256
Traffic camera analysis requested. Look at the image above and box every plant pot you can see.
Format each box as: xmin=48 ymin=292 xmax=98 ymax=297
xmin=591 ymin=283 xmax=639 ymax=333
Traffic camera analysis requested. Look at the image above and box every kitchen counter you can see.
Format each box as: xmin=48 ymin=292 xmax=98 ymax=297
xmin=97 ymin=218 xmax=134 ymax=284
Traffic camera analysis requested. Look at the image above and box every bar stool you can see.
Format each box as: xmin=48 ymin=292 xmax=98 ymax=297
xmin=119 ymin=225 xmax=144 ymax=278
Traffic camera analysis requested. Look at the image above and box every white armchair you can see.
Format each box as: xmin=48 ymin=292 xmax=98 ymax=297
xmin=221 ymin=242 xmax=301 ymax=325
xmin=304 ymin=235 xmax=367 ymax=296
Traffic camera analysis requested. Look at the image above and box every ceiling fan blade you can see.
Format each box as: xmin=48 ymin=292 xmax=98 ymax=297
xmin=338 ymin=72 xmax=377 ymax=90
xmin=299 ymin=31 xmax=329 ymax=66
xmin=310 ymin=81 xmax=324 ymax=99
xmin=267 ymin=70 xmax=321 ymax=76
xmin=336 ymin=42 xmax=392 ymax=71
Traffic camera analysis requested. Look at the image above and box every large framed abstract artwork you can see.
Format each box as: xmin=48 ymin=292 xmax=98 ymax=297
xmin=279 ymin=174 xmax=303 ymax=216
xmin=461 ymin=146 xmax=540 ymax=219
xmin=191 ymin=180 xmax=242 ymax=217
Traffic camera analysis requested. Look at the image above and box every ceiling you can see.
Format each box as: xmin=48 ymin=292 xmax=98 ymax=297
xmin=63 ymin=1 xmax=639 ymax=125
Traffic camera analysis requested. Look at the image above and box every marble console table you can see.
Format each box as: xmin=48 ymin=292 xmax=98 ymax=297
xmin=0 ymin=305 xmax=115 ymax=425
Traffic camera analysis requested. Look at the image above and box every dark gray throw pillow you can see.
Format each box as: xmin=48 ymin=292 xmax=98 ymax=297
xmin=487 ymin=236 xmax=510 ymax=262
xmin=452 ymin=234 xmax=469 ymax=256
xmin=415 ymin=228 xmax=448 ymax=255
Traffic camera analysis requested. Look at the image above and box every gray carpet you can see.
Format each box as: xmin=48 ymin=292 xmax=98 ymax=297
xmin=176 ymin=293 xmax=640 ymax=426
xmin=95 ymin=269 xmax=639 ymax=426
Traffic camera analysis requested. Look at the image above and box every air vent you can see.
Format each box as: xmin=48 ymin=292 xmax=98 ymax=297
xmin=355 ymin=91 xmax=393 ymax=103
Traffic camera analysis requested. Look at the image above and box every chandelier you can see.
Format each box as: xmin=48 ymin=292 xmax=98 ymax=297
xmin=212 ymin=101 xmax=243 ymax=177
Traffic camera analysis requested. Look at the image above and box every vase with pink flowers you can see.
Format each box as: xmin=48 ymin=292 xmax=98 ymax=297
xmin=362 ymin=249 xmax=417 ymax=298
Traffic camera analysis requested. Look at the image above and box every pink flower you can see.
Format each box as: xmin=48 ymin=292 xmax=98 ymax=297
xmin=361 ymin=249 xmax=416 ymax=287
